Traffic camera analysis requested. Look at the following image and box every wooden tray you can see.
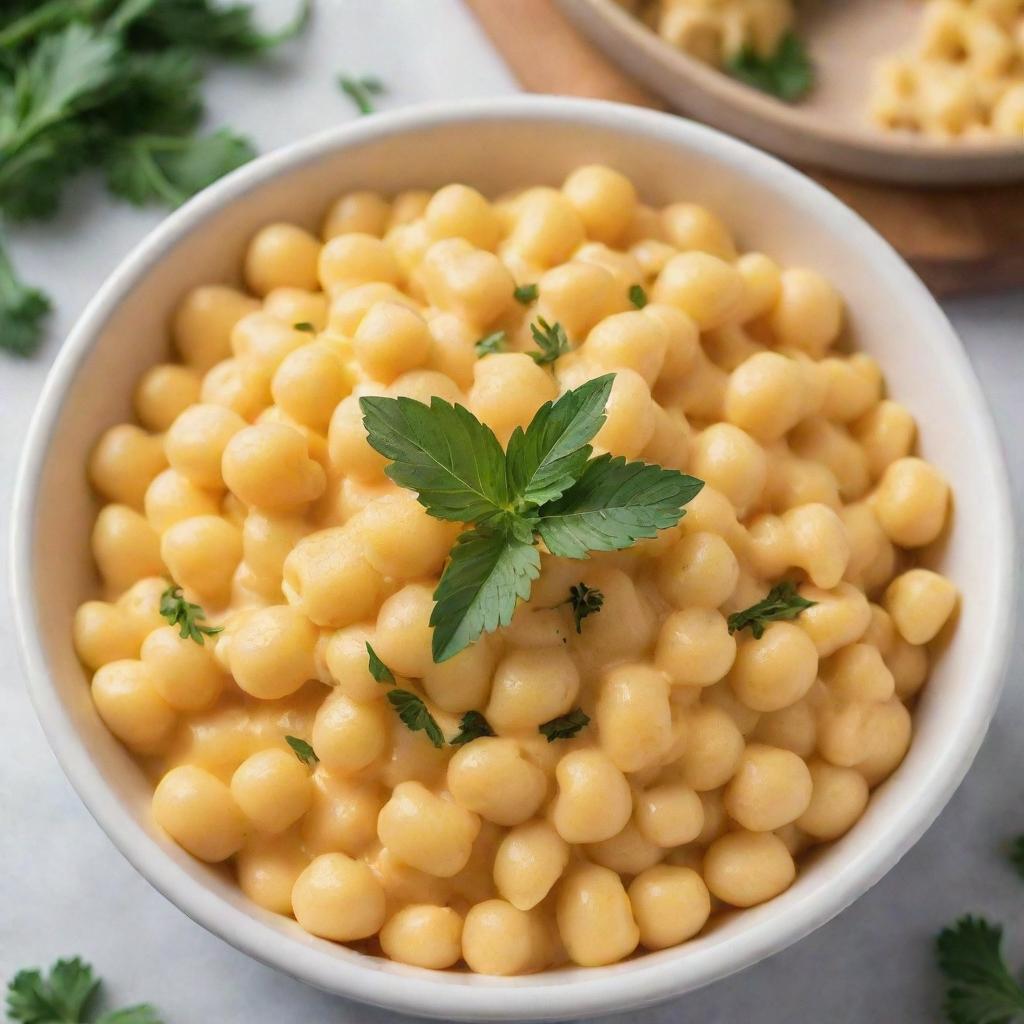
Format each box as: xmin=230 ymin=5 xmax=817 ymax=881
xmin=465 ymin=0 xmax=1024 ymax=296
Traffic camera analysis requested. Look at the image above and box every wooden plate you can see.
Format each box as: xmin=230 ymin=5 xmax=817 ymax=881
xmin=558 ymin=0 xmax=1024 ymax=184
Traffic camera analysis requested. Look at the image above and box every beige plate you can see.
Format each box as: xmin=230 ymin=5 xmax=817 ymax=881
xmin=558 ymin=0 xmax=1024 ymax=184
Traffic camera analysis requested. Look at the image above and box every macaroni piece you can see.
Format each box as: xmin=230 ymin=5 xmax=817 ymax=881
xmin=75 ymin=165 xmax=957 ymax=975
xmin=870 ymin=0 xmax=1024 ymax=138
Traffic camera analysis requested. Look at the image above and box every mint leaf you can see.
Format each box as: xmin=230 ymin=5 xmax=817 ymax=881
xmin=284 ymin=735 xmax=318 ymax=766
xmin=506 ymin=374 xmax=613 ymax=507
xmin=360 ymin=394 xmax=509 ymax=523
xmin=529 ymin=317 xmax=571 ymax=366
xmin=450 ymin=710 xmax=494 ymax=746
xmin=430 ymin=522 xmax=540 ymax=662
xmin=539 ymin=708 xmax=590 ymax=742
xmin=536 ymin=454 xmax=703 ymax=559
xmin=725 ymin=33 xmax=814 ymax=102
xmin=727 ymin=581 xmax=816 ymax=639
xmin=365 ymin=642 xmax=395 ymax=684
xmin=387 ymin=689 xmax=444 ymax=748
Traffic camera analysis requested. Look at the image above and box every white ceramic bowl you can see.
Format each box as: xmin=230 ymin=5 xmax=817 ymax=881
xmin=11 ymin=97 xmax=1016 ymax=1022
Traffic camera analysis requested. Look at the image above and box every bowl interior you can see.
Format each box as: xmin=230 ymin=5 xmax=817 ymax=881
xmin=559 ymin=0 xmax=1024 ymax=185
xmin=14 ymin=100 xmax=1014 ymax=1021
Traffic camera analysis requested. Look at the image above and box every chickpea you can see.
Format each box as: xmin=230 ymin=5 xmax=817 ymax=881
xmin=92 ymin=505 xmax=166 ymax=593
xmin=797 ymin=582 xmax=872 ymax=657
xmin=354 ymin=301 xmax=432 ymax=383
xmin=419 ymin=237 xmax=516 ymax=326
xmin=728 ymin=622 xmax=819 ymax=713
xmin=350 ymin=491 xmax=457 ymax=580
xmin=562 ymin=165 xmax=637 ymax=245
xmin=655 ymin=607 xmax=736 ymax=687
xmin=505 ymin=188 xmax=585 ymax=267
xmin=852 ymin=400 xmax=916 ymax=479
xmin=583 ymin=311 xmax=668 ymax=388
xmin=596 ymin=663 xmax=674 ymax=773
xmin=661 ymin=202 xmax=736 ymax=259
xmin=373 ymin=583 xmax=436 ymax=679
xmin=271 ymin=341 xmax=350 ymax=433
xmin=796 ymin=759 xmax=869 ymax=839
xmin=425 ymin=183 xmax=501 ymax=249
xmin=768 ymin=268 xmax=843 ymax=356
xmin=752 ymin=698 xmax=817 ymax=757
xmin=493 ymin=819 xmax=569 ymax=910
xmin=236 ymin=833 xmax=309 ymax=914
xmin=819 ymin=354 xmax=882 ymax=423
xmin=152 ymin=765 xmax=247 ymax=862
xmin=704 ymin=830 xmax=795 ymax=907
xmin=322 ymin=190 xmax=390 ymax=239
xmin=319 ymin=232 xmax=400 ymax=293
xmin=263 ymin=287 xmax=329 ymax=331
xmin=552 ymin=749 xmax=632 ymax=844
xmin=140 ymin=625 xmax=226 ymax=711
xmin=856 ymin=699 xmax=912 ymax=786
xmin=486 ymin=647 xmax=580 ymax=734
xmin=448 ymin=738 xmax=547 ymax=826
xmin=73 ymin=602 xmax=139 ymax=670
xmin=160 ymin=515 xmax=241 ymax=607
xmin=652 ymin=251 xmax=745 ymax=330
xmin=380 ymin=905 xmax=463 ymax=970
xmin=165 ymin=404 xmax=246 ymax=491
xmin=822 ymin=643 xmax=895 ymax=703
xmin=312 ymin=689 xmax=390 ymax=776
xmin=724 ymin=351 xmax=806 ymax=442
xmin=144 ymin=469 xmax=220 ymax=532
xmin=463 ymin=900 xmax=551 ymax=976
xmin=92 ymin=660 xmax=176 ymax=752
xmin=327 ymin=391 xmax=390 ymax=482
xmin=422 ymin=637 xmax=496 ymax=713
xmin=634 ymin=782 xmax=704 ymax=847
xmin=302 ymin=772 xmax=385 ymax=857
xmin=629 ymin=865 xmax=711 ymax=950
xmin=556 ymin=863 xmax=639 ymax=967
xmin=89 ymin=424 xmax=167 ymax=511
xmin=134 ymin=363 xmax=202 ymax=433
xmin=173 ymin=285 xmax=259 ymax=372
xmin=225 ymin=605 xmax=318 ymax=699
xmin=222 ymin=422 xmax=325 ymax=512
xmin=873 ymin=457 xmax=950 ymax=548
xmin=469 ymin=352 xmax=557 ymax=446
xmin=538 ymin=262 xmax=624 ymax=340
xmin=723 ymin=743 xmax=812 ymax=831
xmin=676 ymin=704 xmax=744 ymax=791
xmin=230 ymin=748 xmax=313 ymax=833
xmin=690 ymin=423 xmax=768 ymax=517
xmin=586 ymin=820 xmax=663 ymax=876
xmin=291 ymin=852 xmax=386 ymax=940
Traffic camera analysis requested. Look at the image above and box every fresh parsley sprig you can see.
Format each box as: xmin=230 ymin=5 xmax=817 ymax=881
xmin=529 ymin=317 xmax=571 ymax=366
xmin=365 ymin=643 xmax=446 ymax=749
xmin=557 ymin=582 xmax=604 ymax=633
xmin=361 ymin=374 xmax=704 ymax=662
xmin=5 ymin=956 xmax=162 ymax=1024
xmin=727 ymin=581 xmax=816 ymax=639
xmin=475 ymin=330 xmax=507 ymax=358
xmin=539 ymin=708 xmax=590 ymax=742
xmin=725 ymin=32 xmax=814 ymax=102
xmin=158 ymin=584 xmax=222 ymax=645
xmin=936 ymin=916 xmax=1024 ymax=1024
xmin=338 ymin=73 xmax=385 ymax=115
xmin=285 ymin=735 xmax=318 ymax=767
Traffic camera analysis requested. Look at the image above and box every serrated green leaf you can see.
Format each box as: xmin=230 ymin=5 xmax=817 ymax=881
xmin=360 ymin=394 xmax=510 ymax=523
xmin=5 ymin=956 xmax=98 ymax=1022
xmin=99 ymin=49 xmax=204 ymax=139
xmin=430 ymin=523 xmax=540 ymax=662
xmin=365 ymin=642 xmax=395 ymax=684
xmin=387 ymin=689 xmax=445 ymax=748
xmin=505 ymin=374 xmax=613 ymax=507
xmin=727 ymin=581 xmax=816 ymax=639
xmin=449 ymin=710 xmax=494 ymax=746
xmin=536 ymin=454 xmax=703 ymax=559
xmin=936 ymin=916 xmax=1024 ymax=1024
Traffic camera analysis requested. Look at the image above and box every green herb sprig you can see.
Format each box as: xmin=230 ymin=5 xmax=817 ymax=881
xmin=361 ymin=374 xmax=704 ymax=663
xmin=725 ymin=32 xmax=814 ymax=102
xmin=285 ymin=735 xmax=318 ymax=767
xmin=366 ymin=643 xmax=445 ymax=749
xmin=528 ymin=317 xmax=571 ymax=366
xmin=338 ymin=73 xmax=385 ymax=115
xmin=450 ymin=710 xmax=495 ymax=746
xmin=539 ymin=708 xmax=590 ymax=742
xmin=727 ymin=581 xmax=816 ymax=639
xmin=936 ymin=916 xmax=1024 ymax=1024
xmin=557 ymin=582 xmax=604 ymax=634
xmin=158 ymin=584 xmax=222 ymax=645
xmin=5 ymin=956 xmax=162 ymax=1024
xmin=475 ymin=330 xmax=507 ymax=358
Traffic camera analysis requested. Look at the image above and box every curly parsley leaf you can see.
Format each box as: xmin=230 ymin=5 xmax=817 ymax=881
xmin=539 ymin=708 xmax=590 ymax=743
xmin=725 ymin=32 xmax=814 ymax=102
xmin=430 ymin=522 xmax=541 ymax=663
xmin=0 ymin=237 xmax=50 ymax=356
xmin=936 ymin=916 xmax=1024 ymax=1024
xmin=5 ymin=956 xmax=163 ymax=1024
xmin=513 ymin=282 xmax=537 ymax=305
xmin=387 ymin=689 xmax=445 ymax=749
xmin=450 ymin=710 xmax=495 ymax=746
xmin=158 ymin=584 xmax=222 ymax=644
xmin=536 ymin=453 xmax=703 ymax=559
xmin=727 ymin=581 xmax=816 ymax=639
xmin=628 ymin=284 xmax=647 ymax=309
xmin=360 ymin=393 xmax=510 ymax=523
xmin=560 ymin=582 xmax=604 ymax=634
xmin=528 ymin=316 xmax=571 ymax=366
xmin=474 ymin=329 xmax=507 ymax=358
xmin=366 ymin=642 xmax=395 ymax=685
xmin=284 ymin=735 xmax=318 ymax=767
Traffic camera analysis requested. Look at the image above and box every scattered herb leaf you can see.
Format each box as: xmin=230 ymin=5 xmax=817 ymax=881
xmin=559 ymin=583 xmax=604 ymax=634
xmin=338 ymin=73 xmax=385 ymax=115
xmin=0 ymin=237 xmax=50 ymax=356
xmin=1011 ymin=836 xmax=1024 ymax=880
xmin=449 ymin=710 xmax=495 ymax=746
xmin=539 ymin=708 xmax=590 ymax=743
xmin=293 ymin=321 xmax=315 ymax=333
xmin=528 ymin=316 xmax=571 ymax=366
xmin=387 ymin=689 xmax=445 ymax=749
xmin=285 ymin=735 xmax=318 ymax=767
xmin=366 ymin=642 xmax=395 ymax=684
xmin=727 ymin=581 xmax=816 ymax=639
xmin=628 ymin=284 xmax=647 ymax=309
xmin=158 ymin=584 xmax=222 ymax=645
xmin=725 ymin=32 xmax=814 ymax=102
xmin=474 ymin=330 xmax=507 ymax=358
xmin=936 ymin=916 xmax=1024 ymax=1024
xmin=513 ymin=282 xmax=538 ymax=305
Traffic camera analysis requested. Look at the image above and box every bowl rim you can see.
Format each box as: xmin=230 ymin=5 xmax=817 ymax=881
xmin=10 ymin=95 xmax=1017 ymax=1021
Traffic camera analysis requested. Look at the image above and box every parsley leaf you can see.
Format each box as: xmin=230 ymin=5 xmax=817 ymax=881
xmin=1011 ymin=836 xmax=1024 ymax=880
xmin=105 ymin=128 xmax=254 ymax=207
xmin=539 ymin=708 xmax=590 ymax=742
xmin=725 ymin=32 xmax=814 ymax=102
xmin=387 ymin=689 xmax=445 ymax=748
xmin=284 ymin=735 xmax=317 ymax=766
xmin=529 ymin=317 xmax=571 ymax=366
xmin=158 ymin=584 xmax=222 ymax=644
xmin=474 ymin=329 xmax=507 ymax=358
xmin=450 ymin=710 xmax=495 ymax=746
xmin=560 ymin=583 xmax=604 ymax=633
xmin=536 ymin=453 xmax=704 ymax=559
xmin=936 ymin=916 xmax=1024 ymax=1024
xmin=727 ymin=581 xmax=816 ymax=639
xmin=513 ymin=282 xmax=538 ymax=305
xmin=360 ymin=393 xmax=510 ymax=523
xmin=338 ymin=73 xmax=385 ymax=115
xmin=506 ymin=374 xmax=613 ymax=507
xmin=365 ymin=642 xmax=395 ymax=684
xmin=5 ymin=956 xmax=163 ymax=1024
xmin=430 ymin=521 xmax=541 ymax=663
xmin=0 ymin=236 xmax=50 ymax=356
xmin=628 ymin=284 xmax=647 ymax=309
xmin=293 ymin=320 xmax=315 ymax=333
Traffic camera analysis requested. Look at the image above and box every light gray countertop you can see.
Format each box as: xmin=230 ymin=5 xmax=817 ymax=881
xmin=2 ymin=3 xmax=1022 ymax=1020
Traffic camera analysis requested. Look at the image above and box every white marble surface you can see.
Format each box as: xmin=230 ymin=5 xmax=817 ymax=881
xmin=2 ymin=2 xmax=1022 ymax=1020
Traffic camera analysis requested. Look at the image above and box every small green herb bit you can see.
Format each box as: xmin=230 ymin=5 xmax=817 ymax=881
xmin=628 ymin=284 xmax=648 ymax=309
xmin=159 ymin=584 xmax=222 ymax=645
xmin=936 ymin=916 xmax=1024 ymax=1024
xmin=450 ymin=710 xmax=495 ymax=746
xmin=475 ymin=330 xmax=507 ymax=358
xmin=0 ymin=237 xmax=50 ymax=357
xmin=539 ymin=708 xmax=590 ymax=743
xmin=5 ymin=955 xmax=163 ymax=1023
xmin=513 ymin=282 xmax=538 ymax=305
xmin=561 ymin=583 xmax=604 ymax=634
xmin=338 ymin=73 xmax=385 ymax=115
xmin=725 ymin=33 xmax=814 ymax=102
xmin=387 ymin=689 xmax=445 ymax=749
xmin=727 ymin=581 xmax=816 ymax=639
xmin=366 ymin=642 xmax=396 ymax=684
xmin=1011 ymin=835 xmax=1024 ymax=880
xmin=293 ymin=321 xmax=315 ymax=333
xmin=529 ymin=317 xmax=571 ymax=366
xmin=285 ymin=735 xmax=318 ymax=766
